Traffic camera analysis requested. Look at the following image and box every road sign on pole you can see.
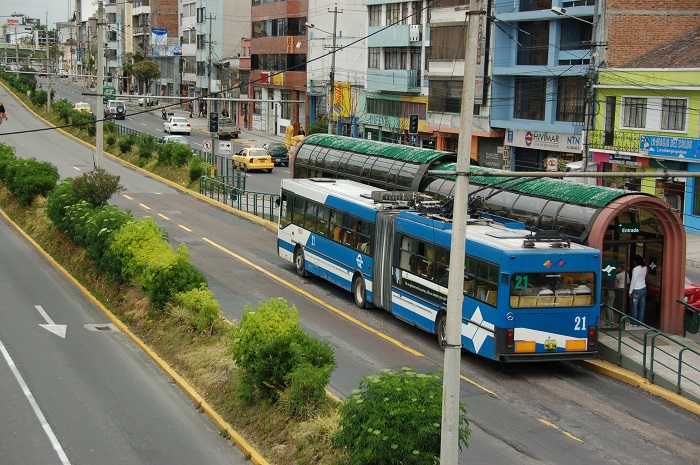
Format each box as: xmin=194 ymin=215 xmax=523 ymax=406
xmin=219 ymin=141 xmax=233 ymax=155
xmin=203 ymin=140 xmax=212 ymax=152
xmin=103 ymin=86 xmax=116 ymax=102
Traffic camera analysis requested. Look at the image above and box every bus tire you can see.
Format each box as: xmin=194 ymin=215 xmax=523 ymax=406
xmin=294 ymin=247 xmax=307 ymax=277
xmin=436 ymin=312 xmax=447 ymax=350
xmin=352 ymin=275 xmax=367 ymax=309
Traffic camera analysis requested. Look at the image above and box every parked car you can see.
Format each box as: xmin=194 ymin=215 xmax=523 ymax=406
xmin=684 ymin=278 xmax=700 ymax=306
xmin=104 ymin=100 xmax=126 ymax=120
xmin=232 ymin=147 xmax=274 ymax=173
xmin=262 ymin=142 xmax=289 ymax=167
xmin=38 ymin=68 xmax=47 ymax=77
xmin=73 ymin=102 xmax=93 ymax=114
xmin=58 ymin=69 xmax=68 ymax=78
xmin=216 ymin=117 xmax=240 ymax=139
xmin=159 ymin=135 xmax=190 ymax=147
xmin=164 ymin=116 xmax=191 ymax=135
xmin=138 ymin=94 xmax=158 ymax=107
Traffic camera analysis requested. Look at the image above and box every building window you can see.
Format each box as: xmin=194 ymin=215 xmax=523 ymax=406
xmin=196 ymin=7 xmax=205 ymax=23
xmin=428 ymin=80 xmax=462 ymax=113
xmin=559 ymin=18 xmax=592 ymax=51
xmin=622 ymin=97 xmax=646 ymax=128
xmin=369 ymin=5 xmax=381 ymax=27
xmin=556 ymin=76 xmax=585 ymax=122
xmin=429 ymin=26 xmax=464 ymax=60
xmin=661 ymin=98 xmax=687 ymax=131
xmin=196 ymin=34 xmax=205 ymax=50
xmin=604 ymin=96 xmax=616 ymax=145
xmin=386 ymin=3 xmax=401 ymax=25
xmin=280 ymin=91 xmax=292 ymax=119
xmin=411 ymin=1 xmax=422 ymax=25
xmin=368 ymin=48 xmax=380 ymax=69
xmin=518 ymin=21 xmax=549 ymax=65
xmin=384 ymin=48 xmax=406 ymax=69
xmin=514 ymin=76 xmax=546 ymax=120
xmin=520 ymin=0 xmax=552 ymax=12
xmin=196 ymin=61 xmax=206 ymax=76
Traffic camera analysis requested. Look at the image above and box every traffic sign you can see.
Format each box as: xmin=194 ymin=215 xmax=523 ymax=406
xmin=203 ymin=140 xmax=212 ymax=152
xmin=219 ymin=141 xmax=233 ymax=155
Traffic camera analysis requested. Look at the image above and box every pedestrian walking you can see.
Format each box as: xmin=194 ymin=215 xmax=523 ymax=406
xmin=0 ymin=101 xmax=8 ymax=123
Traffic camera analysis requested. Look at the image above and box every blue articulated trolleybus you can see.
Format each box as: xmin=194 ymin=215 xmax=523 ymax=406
xmin=278 ymin=178 xmax=600 ymax=362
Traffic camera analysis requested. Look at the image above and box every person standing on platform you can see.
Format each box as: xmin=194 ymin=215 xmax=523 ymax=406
xmin=628 ymin=255 xmax=647 ymax=327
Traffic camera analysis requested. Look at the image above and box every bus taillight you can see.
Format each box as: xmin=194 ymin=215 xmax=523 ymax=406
xmin=588 ymin=326 xmax=598 ymax=349
xmin=506 ymin=329 xmax=514 ymax=351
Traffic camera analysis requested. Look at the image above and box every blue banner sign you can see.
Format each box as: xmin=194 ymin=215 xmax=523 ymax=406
xmin=640 ymin=135 xmax=700 ymax=160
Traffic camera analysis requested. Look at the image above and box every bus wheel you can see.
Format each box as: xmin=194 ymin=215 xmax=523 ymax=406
xmin=352 ymin=275 xmax=367 ymax=309
xmin=294 ymin=247 xmax=307 ymax=277
xmin=436 ymin=313 xmax=447 ymax=350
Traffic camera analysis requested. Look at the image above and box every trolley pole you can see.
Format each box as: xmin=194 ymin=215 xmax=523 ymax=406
xmin=95 ymin=0 xmax=104 ymax=168
xmin=440 ymin=0 xmax=482 ymax=463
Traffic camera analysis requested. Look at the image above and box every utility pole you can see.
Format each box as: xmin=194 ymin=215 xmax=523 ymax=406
xmin=207 ymin=13 xmax=217 ymax=153
xmin=95 ymin=0 xmax=104 ymax=168
xmin=582 ymin=0 xmax=599 ymax=171
xmin=46 ymin=12 xmax=51 ymax=113
xmin=327 ymin=4 xmax=340 ymax=135
xmin=440 ymin=0 xmax=481 ymax=463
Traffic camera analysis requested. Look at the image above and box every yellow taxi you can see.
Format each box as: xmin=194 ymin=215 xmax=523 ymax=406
xmin=232 ymin=147 xmax=274 ymax=173
xmin=73 ymin=102 xmax=93 ymax=113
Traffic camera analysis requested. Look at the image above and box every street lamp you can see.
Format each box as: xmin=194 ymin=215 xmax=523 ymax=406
xmin=550 ymin=7 xmax=594 ymax=25
xmin=305 ymin=15 xmax=337 ymax=135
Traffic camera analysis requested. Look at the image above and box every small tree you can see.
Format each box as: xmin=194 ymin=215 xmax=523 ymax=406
xmin=132 ymin=60 xmax=161 ymax=94
xmin=71 ymin=168 xmax=125 ymax=207
xmin=335 ymin=367 xmax=470 ymax=465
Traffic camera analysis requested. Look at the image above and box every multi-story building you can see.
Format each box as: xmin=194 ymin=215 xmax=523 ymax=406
xmin=249 ymin=0 xmax=308 ymax=134
xmin=306 ymin=0 xmax=366 ymax=136
xmin=424 ymin=0 xmax=502 ymax=161
xmin=491 ymin=0 xmax=596 ymax=172
xmin=590 ymin=29 xmax=700 ymax=233
xmin=56 ymin=21 xmax=78 ymax=76
xmin=358 ymin=0 xmax=427 ymax=144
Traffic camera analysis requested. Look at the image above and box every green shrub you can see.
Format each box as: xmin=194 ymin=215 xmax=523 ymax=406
xmin=136 ymin=133 xmax=158 ymax=163
xmin=46 ymin=178 xmax=81 ymax=232
xmin=106 ymin=134 xmax=117 ymax=146
xmin=0 ymin=143 xmax=18 ymax=181
xmin=230 ymin=298 xmax=300 ymax=370
xmin=335 ymin=368 xmax=470 ymax=465
xmin=109 ymin=217 xmax=171 ymax=281
xmin=140 ymin=244 xmax=208 ymax=309
xmin=188 ymin=157 xmax=207 ymax=182
xmin=80 ymin=205 xmax=133 ymax=275
xmin=118 ymin=135 xmax=136 ymax=154
xmin=52 ymin=99 xmax=73 ymax=122
xmin=71 ymin=111 xmax=96 ymax=136
xmin=71 ymin=167 xmax=124 ymax=207
xmin=104 ymin=121 xmax=118 ymax=134
xmin=250 ymin=329 xmax=335 ymax=416
xmin=171 ymin=287 xmax=222 ymax=333
xmin=4 ymin=157 xmax=60 ymax=205
xmin=30 ymin=89 xmax=48 ymax=106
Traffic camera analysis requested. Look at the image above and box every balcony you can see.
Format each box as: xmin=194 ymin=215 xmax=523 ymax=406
xmin=589 ymin=129 xmax=642 ymax=153
xmin=366 ymin=69 xmax=421 ymax=93
xmin=133 ymin=5 xmax=151 ymax=16
xmin=368 ymin=25 xmax=422 ymax=47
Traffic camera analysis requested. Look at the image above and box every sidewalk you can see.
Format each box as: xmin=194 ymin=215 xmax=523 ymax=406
xmin=686 ymin=232 xmax=700 ymax=269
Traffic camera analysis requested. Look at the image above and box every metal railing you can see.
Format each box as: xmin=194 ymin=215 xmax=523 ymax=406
xmin=600 ymin=305 xmax=700 ymax=397
xmin=588 ymin=129 xmax=642 ymax=153
xmin=199 ymin=177 xmax=278 ymax=222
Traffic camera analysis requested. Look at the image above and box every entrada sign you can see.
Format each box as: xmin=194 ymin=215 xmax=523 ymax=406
xmin=617 ymin=223 xmax=640 ymax=234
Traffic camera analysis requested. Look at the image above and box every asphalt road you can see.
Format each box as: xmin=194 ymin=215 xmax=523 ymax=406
xmin=45 ymin=77 xmax=288 ymax=195
xmin=1 ymin=82 xmax=699 ymax=464
xmin=0 ymin=213 xmax=249 ymax=464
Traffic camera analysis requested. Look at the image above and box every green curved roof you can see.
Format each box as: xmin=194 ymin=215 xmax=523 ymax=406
xmin=300 ymin=134 xmax=455 ymax=164
xmin=433 ymin=163 xmax=632 ymax=208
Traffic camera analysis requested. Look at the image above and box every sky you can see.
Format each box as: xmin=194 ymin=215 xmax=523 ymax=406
xmin=1 ymin=0 xmax=96 ymax=29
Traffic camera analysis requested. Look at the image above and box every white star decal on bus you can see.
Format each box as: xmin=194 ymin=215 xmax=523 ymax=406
xmin=464 ymin=306 xmax=494 ymax=353
xmin=356 ymin=254 xmax=363 ymax=269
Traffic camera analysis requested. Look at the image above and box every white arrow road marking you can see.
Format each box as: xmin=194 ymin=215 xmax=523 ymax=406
xmin=35 ymin=305 xmax=67 ymax=338
xmin=0 ymin=338 xmax=72 ymax=465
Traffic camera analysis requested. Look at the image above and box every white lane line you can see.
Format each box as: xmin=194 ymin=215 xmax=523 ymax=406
xmin=0 ymin=338 xmax=72 ymax=465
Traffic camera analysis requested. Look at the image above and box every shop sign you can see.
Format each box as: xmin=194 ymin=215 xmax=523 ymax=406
xmin=360 ymin=114 xmax=394 ymax=127
xmin=505 ymin=129 xmax=581 ymax=153
xmin=481 ymin=151 xmax=503 ymax=169
xmin=608 ymin=153 xmax=646 ymax=167
xmin=640 ymin=135 xmax=700 ymax=160
xmin=617 ymin=223 xmax=640 ymax=234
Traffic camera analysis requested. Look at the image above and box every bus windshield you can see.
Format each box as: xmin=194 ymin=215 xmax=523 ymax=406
xmin=510 ymin=272 xmax=596 ymax=308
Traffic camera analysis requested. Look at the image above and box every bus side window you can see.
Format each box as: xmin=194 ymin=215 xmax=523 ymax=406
xmin=280 ymin=193 xmax=291 ymax=227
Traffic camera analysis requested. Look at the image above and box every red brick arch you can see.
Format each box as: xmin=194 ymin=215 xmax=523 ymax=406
xmin=587 ymin=195 xmax=686 ymax=334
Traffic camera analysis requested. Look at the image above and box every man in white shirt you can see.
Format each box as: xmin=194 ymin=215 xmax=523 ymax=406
xmin=628 ymin=255 xmax=647 ymax=327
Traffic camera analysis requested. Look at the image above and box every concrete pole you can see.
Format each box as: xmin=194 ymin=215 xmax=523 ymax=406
xmin=46 ymin=13 xmax=51 ymax=113
xmin=440 ymin=0 xmax=482 ymax=463
xmin=327 ymin=4 xmax=338 ymax=135
xmin=582 ymin=0 xmax=598 ymax=171
xmin=95 ymin=1 xmax=104 ymax=169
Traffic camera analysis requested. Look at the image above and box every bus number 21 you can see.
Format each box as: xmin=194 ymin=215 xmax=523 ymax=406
xmin=574 ymin=316 xmax=586 ymax=331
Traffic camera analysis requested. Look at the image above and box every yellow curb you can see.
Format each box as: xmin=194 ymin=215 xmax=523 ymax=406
xmin=0 ymin=81 xmax=272 ymax=464
xmin=583 ymin=359 xmax=700 ymax=416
